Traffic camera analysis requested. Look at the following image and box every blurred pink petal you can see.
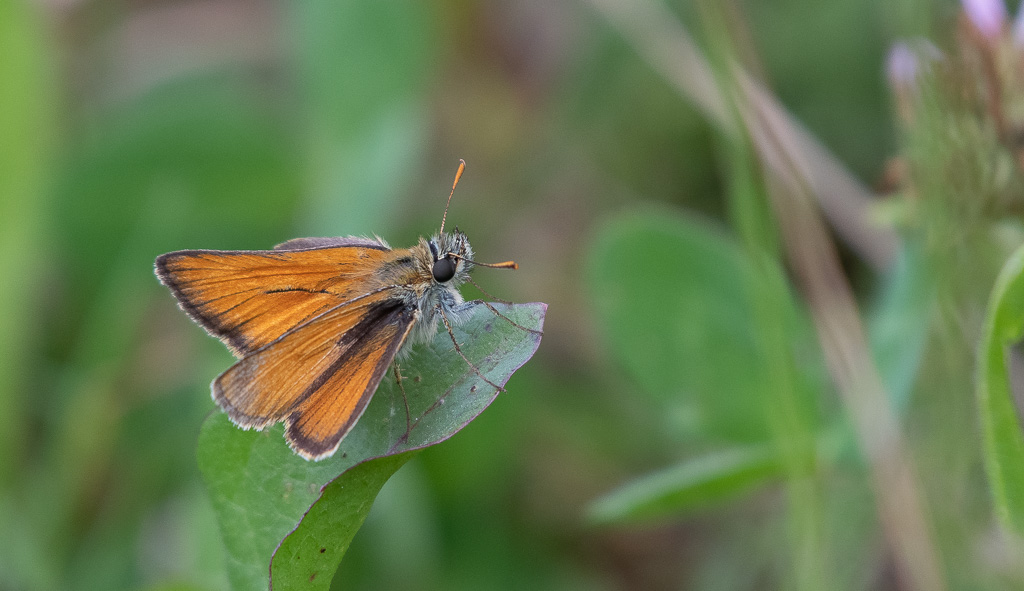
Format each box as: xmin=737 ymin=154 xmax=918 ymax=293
xmin=963 ymin=0 xmax=1008 ymax=38
xmin=886 ymin=42 xmax=919 ymax=87
xmin=885 ymin=40 xmax=942 ymax=88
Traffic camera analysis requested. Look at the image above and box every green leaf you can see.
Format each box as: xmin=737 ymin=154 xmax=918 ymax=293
xmin=588 ymin=209 xmax=816 ymax=443
xmin=868 ymin=244 xmax=931 ymax=415
xmin=977 ymin=244 xmax=1024 ymax=535
xmin=270 ymin=451 xmax=416 ymax=589
xmin=588 ymin=445 xmax=783 ymax=524
xmin=197 ymin=302 xmax=545 ymax=590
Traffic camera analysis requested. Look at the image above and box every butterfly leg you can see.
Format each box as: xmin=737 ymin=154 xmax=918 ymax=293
xmin=436 ymin=304 xmax=506 ymax=393
xmin=466 ymin=276 xmax=513 ymax=304
xmin=392 ymin=363 xmax=413 ymax=434
xmin=464 ymin=278 xmax=544 ymax=333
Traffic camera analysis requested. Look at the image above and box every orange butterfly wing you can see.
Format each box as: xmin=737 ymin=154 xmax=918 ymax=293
xmin=212 ymin=289 xmax=418 ymax=459
xmin=154 ymin=238 xmax=394 ymax=356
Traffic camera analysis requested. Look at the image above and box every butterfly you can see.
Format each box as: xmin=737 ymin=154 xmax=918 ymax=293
xmin=154 ymin=160 xmax=524 ymax=460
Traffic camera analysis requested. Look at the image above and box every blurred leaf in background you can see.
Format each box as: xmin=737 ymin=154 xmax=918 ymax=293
xmin=0 ymin=0 xmax=56 ymax=485
xmin=289 ymin=0 xmax=434 ymax=237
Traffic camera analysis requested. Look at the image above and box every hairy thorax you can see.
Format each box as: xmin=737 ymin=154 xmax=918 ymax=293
xmin=376 ymin=232 xmax=476 ymax=351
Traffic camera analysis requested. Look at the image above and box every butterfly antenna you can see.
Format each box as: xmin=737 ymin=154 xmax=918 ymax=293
xmin=439 ymin=159 xmax=466 ymax=235
xmin=447 ymin=252 xmax=518 ymax=270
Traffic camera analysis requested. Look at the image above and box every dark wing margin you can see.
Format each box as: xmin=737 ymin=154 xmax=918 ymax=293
xmin=154 ymin=245 xmax=393 ymax=356
xmin=209 ymin=290 xmax=418 ymax=461
xmin=154 ymin=250 xmax=259 ymax=354
xmin=283 ymin=301 xmax=418 ymax=460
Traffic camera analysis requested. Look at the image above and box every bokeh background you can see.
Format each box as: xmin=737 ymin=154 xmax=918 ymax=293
xmin=6 ymin=0 xmax=1024 ymax=589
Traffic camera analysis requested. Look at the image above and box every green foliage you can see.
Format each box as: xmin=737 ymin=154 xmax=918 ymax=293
xmin=0 ymin=0 xmax=55 ymax=487
xmin=587 ymin=209 xmax=820 ymax=446
xmin=977 ymin=244 xmax=1024 ymax=535
xmin=588 ymin=444 xmax=783 ymax=524
xmin=271 ymin=452 xmax=416 ymax=589
xmin=197 ymin=303 xmax=544 ymax=590
xmin=585 ymin=208 xmax=826 ymax=530
xmin=289 ymin=0 xmax=433 ymax=237
xmin=867 ymin=245 xmax=932 ymax=414
xmin=720 ymin=133 xmax=828 ymax=591
xmin=57 ymin=78 xmax=302 ymax=273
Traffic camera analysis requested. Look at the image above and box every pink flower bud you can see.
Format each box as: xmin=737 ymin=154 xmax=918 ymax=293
xmin=885 ymin=41 xmax=941 ymax=89
xmin=963 ymin=0 xmax=1008 ymax=38
xmin=886 ymin=42 xmax=920 ymax=88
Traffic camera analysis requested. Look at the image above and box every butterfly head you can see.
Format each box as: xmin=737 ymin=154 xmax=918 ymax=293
xmin=428 ymin=228 xmax=474 ymax=285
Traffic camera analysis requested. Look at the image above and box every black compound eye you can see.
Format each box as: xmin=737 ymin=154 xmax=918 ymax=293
xmin=432 ymin=257 xmax=456 ymax=282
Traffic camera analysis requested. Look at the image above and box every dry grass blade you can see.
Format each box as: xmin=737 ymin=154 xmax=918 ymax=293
xmin=754 ymin=121 xmax=944 ymax=591
xmin=734 ymin=56 xmax=947 ymax=591
xmin=584 ymin=0 xmax=899 ymax=271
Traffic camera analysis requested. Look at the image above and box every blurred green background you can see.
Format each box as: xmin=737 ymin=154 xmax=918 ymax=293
xmin=7 ymin=0 xmax=1024 ymax=589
